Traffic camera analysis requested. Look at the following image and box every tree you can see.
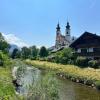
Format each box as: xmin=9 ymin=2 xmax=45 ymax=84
xmin=16 ymin=50 xmax=21 ymax=58
xmin=0 ymin=51 xmax=10 ymax=66
xmin=54 ymin=48 xmax=74 ymax=64
xmin=29 ymin=46 xmax=38 ymax=59
xmin=21 ymin=47 xmax=30 ymax=59
xmin=75 ymin=57 xmax=89 ymax=67
xmin=39 ymin=46 xmax=48 ymax=57
xmin=0 ymin=33 xmax=10 ymax=53
xmin=11 ymin=48 xmax=21 ymax=59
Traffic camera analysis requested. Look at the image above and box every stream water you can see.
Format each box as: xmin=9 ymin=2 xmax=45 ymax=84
xmin=13 ymin=61 xmax=100 ymax=100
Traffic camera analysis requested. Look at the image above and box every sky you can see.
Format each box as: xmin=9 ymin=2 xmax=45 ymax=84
xmin=0 ymin=0 xmax=100 ymax=47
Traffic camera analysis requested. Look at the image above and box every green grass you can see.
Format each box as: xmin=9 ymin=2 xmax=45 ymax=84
xmin=26 ymin=72 xmax=59 ymax=100
xmin=0 ymin=67 xmax=22 ymax=100
xmin=25 ymin=60 xmax=100 ymax=89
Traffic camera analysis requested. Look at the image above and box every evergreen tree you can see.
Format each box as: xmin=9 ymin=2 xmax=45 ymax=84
xmin=39 ymin=46 xmax=48 ymax=57
xmin=29 ymin=45 xmax=38 ymax=59
xmin=0 ymin=33 xmax=9 ymax=53
xmin=21 ymin=47 xmax=30 ymax=59
xmin=11 ymin=48 xmax=20 ymax=59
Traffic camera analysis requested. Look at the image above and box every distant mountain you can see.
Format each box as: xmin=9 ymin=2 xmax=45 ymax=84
xmin=2 ymin=33 xmax=29 ymax=48
xmin=2 ymin=33 xmax=29 ymax=53
xmin=9 ymin=44 xmax=20 ymax=54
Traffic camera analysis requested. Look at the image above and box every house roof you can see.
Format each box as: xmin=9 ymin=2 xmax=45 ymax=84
xmin=70 ymin=31 xmax=100 ymax=48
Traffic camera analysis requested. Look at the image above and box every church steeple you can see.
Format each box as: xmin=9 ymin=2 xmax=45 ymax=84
xmin=65 ymin=21 xmax=71 ymax=42
xmin=55 ymin=22 xmax=61 ymax=48
xmin=66 ymin=21 xmax=70 ymax=29
xmin=56 ymin=22 xmax=60 ymax=31
xmin=56 ymin=22 xmax=61 ymax=35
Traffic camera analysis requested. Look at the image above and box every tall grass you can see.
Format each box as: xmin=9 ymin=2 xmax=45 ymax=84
xmin=26 ymin=72 xmax=59 ymax=100
xmin=0 ymin=60 xmax=24 ymax=100
xmin=25 ymin=60 xmax=100 ymax=89
xmin=0 ymin=67 xmax=21 ymax=100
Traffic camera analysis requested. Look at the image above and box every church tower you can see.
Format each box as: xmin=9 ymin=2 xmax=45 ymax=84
xmin=65 ymin=21 xmax=71 ymax=42
xmin=56 ymin=22 xmax=61 ymax=35
xmin=55 ymin=23 xmax=61 ymax=48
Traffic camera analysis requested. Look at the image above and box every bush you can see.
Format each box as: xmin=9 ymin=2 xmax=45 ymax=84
xmin=88 ymin=60 xmax=99 ymax=69
xmin=30 ymin=57 xmax=37 ymax=60
xmin=54 ymin=48 xmax=74 ymax=64
xmin=95 ymin=81 xmax=100 ymax=90
xmin=0 ymin=51 xmax=10 ymax=67
xmin=76 ymin=57 xmax=89 ymax=67
xmin=0 ymin=59 xmax=3 ymax=66
xmin=39 ymin=57 xmax=47 ymax=61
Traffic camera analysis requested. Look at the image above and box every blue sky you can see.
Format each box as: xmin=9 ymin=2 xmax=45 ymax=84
xmin=0 ymin=0 xmax=100 ymax=47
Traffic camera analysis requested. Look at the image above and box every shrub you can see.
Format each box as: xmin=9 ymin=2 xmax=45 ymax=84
xmin=76 ymin=57 xmax=89 ymax=67
xmin=30 ymin=57 xmax=37 ymax=60
xmin=0 ymin=51 xmax=10 ymax=67
xmin=54 ymin=48 xmax=74 ymax=64
xmin=88 ymin=60 xmax=99 ymax=69
xmin=0 ymin=59 xmax=3 ymax=66
xmin=95 ymin=81 xmax=100 ymax=90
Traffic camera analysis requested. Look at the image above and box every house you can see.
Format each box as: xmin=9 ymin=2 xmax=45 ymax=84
xmin=70 ymin=32 xmax=100 ymax=60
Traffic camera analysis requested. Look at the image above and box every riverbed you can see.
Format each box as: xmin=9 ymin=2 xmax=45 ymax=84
xmin=12 ymin=61 xmax=100 ymax=100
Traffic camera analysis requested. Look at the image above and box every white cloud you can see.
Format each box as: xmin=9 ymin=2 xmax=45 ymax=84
xmin=2 ymin=33 xmax=29 ymax=48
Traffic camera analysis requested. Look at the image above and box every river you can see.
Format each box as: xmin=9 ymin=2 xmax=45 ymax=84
xmin=12 ymin=61 xmax=100 ymax=100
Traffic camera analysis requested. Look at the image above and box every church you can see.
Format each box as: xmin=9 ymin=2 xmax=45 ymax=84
xmin=49 ymin=22 xmax=100 ymax=60
xmin=50 ymin=22 xmax=76 ymax=51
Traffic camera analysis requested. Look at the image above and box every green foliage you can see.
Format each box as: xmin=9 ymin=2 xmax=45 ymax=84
xmin=54 ymin=48 xmax=74 ymax=64
xmin=75 ymin=56 xmax=89 ymax=67
xmin=0 ymin=68 xmax=19 ymax=99
xmin=18 ymin=46 xmax=48 ymax=60
xmin=29 ymin=45 xmax=38 ymax=60
xmin=15 ymin=50 xmax=21 ymax=58
xmin=16 ymin=62 xmax=27 ymax=79
xmin=11 ymin=48 xmax=20 ymax=59
xmin=41 ymin=72 xmax=59 ymax=100
xmin=0 ymin=51 xmax=11 ymax=67
xmin=0 ymin=33 xmax=10 ymax=53
xmin=21 ymin=47 xmax=30 ymax=59
xmin=95 ymin=81 xmax=100 ymax=90
xmin=39 ymin=46 xmax=48 ymax=57
xmin=88 ymin=60 xmax=99 ymax=69
xmin=27 ymin=72 xmax=59 ymax=100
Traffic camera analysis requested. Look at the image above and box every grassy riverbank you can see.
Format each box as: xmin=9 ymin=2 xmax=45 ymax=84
xmin=25 ymin=60 xmax=100 ymax=90
xmin=0 ymin=67 xmax=15 ymax=99
xmin=0 ymin=65 xmax=22 ymax=100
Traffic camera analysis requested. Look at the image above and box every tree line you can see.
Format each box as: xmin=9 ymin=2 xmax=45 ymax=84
xmin=0 ymin=32 xmax=99 ymax=69
xmin=11 ymin=46 xmax=49 ymax=60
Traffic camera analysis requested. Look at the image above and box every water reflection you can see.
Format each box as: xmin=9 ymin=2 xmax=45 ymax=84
xmin=58 ymin=77 xmax=100 ymax=100
xmin=13 ymin=62 xmax=100 ymax=100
